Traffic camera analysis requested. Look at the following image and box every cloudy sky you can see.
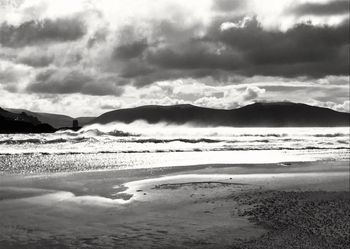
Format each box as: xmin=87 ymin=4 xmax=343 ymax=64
xmin=0 ymin=0 xmax=349 ymax=117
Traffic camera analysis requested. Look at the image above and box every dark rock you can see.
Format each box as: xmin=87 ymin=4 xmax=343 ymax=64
xmin=73 ymin=119 xmax=79 ymax=128
xmin=0 ymin=116 xmax=56 ymax=133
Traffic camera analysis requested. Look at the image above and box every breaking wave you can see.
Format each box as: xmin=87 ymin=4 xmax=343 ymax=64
xmin=0 ymin=122 xmax=348 ymax=157
xmin=0 ymin=123 xmax=349 ymax=174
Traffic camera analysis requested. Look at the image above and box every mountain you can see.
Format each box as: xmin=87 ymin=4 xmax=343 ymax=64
xmin=0 ymin=108 xmax=56 ymax=133
xmin=6 ymin=108 xmax=95 ymax=128
xmin=89 ymin=102 xmax=350 ymax=127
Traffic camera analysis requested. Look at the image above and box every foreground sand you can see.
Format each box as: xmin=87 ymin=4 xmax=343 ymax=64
xmin=0 ymin=161 xmax=349 ymax=248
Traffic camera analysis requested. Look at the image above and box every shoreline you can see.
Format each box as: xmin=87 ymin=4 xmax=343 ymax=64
xmin=1 ymin=160 xmax=348 ymax=197
xmin=1 ymin=149 xmax=348 ymax=175
xmin=0 ymin=160 xmax=349 ymax=248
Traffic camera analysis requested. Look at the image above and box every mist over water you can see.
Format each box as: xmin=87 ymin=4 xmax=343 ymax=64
xmin=0 ymin=122 xmax=349 ymax=174
xmin=1 ymin=122 xmax=349 ymax=153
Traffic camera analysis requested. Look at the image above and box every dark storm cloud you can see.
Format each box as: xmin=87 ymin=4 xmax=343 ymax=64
xmin=147 ymin=39 xmax=245 ymax=70
xmin=291 ymin=0 xmax=350 ymax=16
xmin=17 ymin=54 xmax=54 ymax=67
xmin=0 ymin=17 xmax=86 ymax=48
xmin=218 ymin=17 xmax=349 ymax=77
xmin=120 ymin=60 xmax=155 ymax=78
xmin=27 ymin=69 xmax=124 ymax=96
xmin=28 ymin=69 xmax=91 ymax=94
xmin=141 ymin=17 xmax=349 ymax=80
xmin=112 ymin=39 xmax=148 ymax=59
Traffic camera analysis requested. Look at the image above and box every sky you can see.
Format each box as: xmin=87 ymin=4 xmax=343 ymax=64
xmin=0 ymin=0 xmax=349 ymax=117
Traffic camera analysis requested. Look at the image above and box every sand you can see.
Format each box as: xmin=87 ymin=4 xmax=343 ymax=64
xmin=231 ymin=191 xmax=350 ymax=249
xmin=0 ymin=161 xmax=349 ymax=248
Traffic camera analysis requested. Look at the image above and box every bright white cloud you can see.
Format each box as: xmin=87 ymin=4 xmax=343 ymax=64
xmin=220 ymin=16 xmax=253 ymax=31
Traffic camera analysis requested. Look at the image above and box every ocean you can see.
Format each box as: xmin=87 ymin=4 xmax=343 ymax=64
xmin=0 ymin=122 xmax=349 ymax=175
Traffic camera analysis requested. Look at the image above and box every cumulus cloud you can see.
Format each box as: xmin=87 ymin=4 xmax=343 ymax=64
xmin=193 ymin=86 xmax=265 ymax=109
xmin=312 ymin=100 xmax=350 ymax=113
xmin=137 ymin=79 xmax=266 ymax=109
xmin=241 ymin=86 xmax=265 ymax=101
xmin=220 ymin=16 xmax=253 ymax=31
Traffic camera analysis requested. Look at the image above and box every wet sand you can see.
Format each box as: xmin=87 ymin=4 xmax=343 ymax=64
xmin=0 ymin=161 xmax=349 ymax=248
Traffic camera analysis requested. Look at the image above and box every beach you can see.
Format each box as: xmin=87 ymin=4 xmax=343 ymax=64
xmin=0 ymin=160 xmax=349 ymax=248
xmin=1 ymin=0 xmax=349 ymax=247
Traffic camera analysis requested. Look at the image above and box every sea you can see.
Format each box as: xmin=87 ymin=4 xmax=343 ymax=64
xmin=0 ymin=122 xmax=349 ymax=175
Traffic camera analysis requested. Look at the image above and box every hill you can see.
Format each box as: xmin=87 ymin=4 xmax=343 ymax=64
xmin=6 ymin=108 xmax=95 ymax=128
xmin=0 ymin=108 xmax=56 ymax=133
xmin=90 ymin=102 xmax=350 ymax=127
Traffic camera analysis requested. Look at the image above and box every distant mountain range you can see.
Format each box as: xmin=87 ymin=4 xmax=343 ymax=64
xmin=1 ymin=102 xmax=349 ymax=133
xmin=90 ymin=102 xmax=350 ymax=127
xmin=5 ymin=108 xmax=95 ymax=129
